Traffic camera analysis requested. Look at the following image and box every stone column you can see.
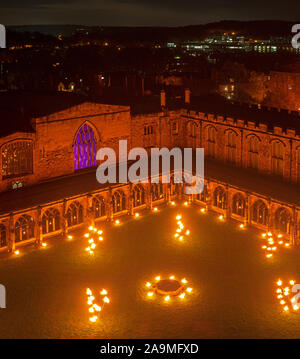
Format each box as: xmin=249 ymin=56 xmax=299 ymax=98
xmin=206 ymin=181 xmax=212 ymax=211
xmin=225 ymin=185 xmax=230 ymax=219
xmin=267 ymin=199 xmax=272 ymax=232
xmin=292 ymin=206 xmax=297 ymax=246
xmin=35 ymin=207 xmax=42 ymax=246
xmin=8 ymin=213 xmax=15 ymax=252
xmin=86 ymin=194 xmax=95 ymax=227
xmin=129 ymin=184 xmax=134 ymax=216
xmin=244 ymin=192 xmax=250 ymax=225
xmin=166 ymin=184 xmax=171 ymax=203
xmin=147 ymin=183 xmax=153 ymax=210
xmin=108 ymin=187 xmax=113 ymax=221
xmin=62 ymin=199 xmax=67 ymax=238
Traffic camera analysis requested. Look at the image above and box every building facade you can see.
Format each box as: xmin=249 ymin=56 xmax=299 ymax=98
xmin=0 ymin=93 xmax=300 ymax=254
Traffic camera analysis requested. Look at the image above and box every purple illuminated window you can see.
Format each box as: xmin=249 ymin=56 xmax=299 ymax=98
xmin=74 ymin=123 xmax=97 ymax=170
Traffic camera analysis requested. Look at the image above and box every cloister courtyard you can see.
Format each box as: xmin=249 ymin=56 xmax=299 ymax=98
xmin=1 ymin=204 xmax=300 ymax=339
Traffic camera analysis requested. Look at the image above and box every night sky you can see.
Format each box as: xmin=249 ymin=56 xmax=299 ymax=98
xmin=1 ymin=0 xmax=299 ymax=26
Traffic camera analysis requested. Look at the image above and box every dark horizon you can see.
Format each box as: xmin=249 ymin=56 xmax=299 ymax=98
xmin=1 ymin=0 xmax=299 ymax=27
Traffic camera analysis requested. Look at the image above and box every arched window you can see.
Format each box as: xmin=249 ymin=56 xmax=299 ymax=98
xmin=1 ymin=141 xmax=33 ymax=179
xmin=151 ymin=183 xmax=164 ymax=201
xmin=42 ymin=209 xmax=60 ymax=234
xmin=148 ymin=126 xmax=153 ymax=135
xmin=172 ymin=121 xmax=178 ymax=135
xmin=275 ymin=207 xmax=291 ymax=234
xmin=132 ymin=185 xmax=145 ymax=207
xmin=232 ymin=193 xmax=246 ymax=217
xmin=187 ymin=122 xmax=197 ymax=138
xmin=93 ymin=196 xmax=106 ymax=218
xmin=144 ymin=125 xmax=154 ymax=135
xmin=213 ymin=186 xmax=226 ymax=209
xmin=271 ymin=141 xmax=284 ymax=176
xmin=186 ymin=121 xmax=197 ymax=149
xmin=252 ymin=200 xmax=268 ymax=225
xmin=0 ymin=224 xmax=6 ymax=248
xmin=247 ymin=136 xmax=259 ymax=169
xmin=225 ymin=130 xmax=237 ymax=163
xmin=112 ymin=191 xmax=126 ymax=213
xmin=196 ymin=183 xmax=207 ymax=202
xmin=15 ymin=215 xmax=35 ymax=243
xmin=74 ymin=123 xmax=97 ymax=170
xmin=66 ymin=202 xmax=83 ymax=227
xmin=206 ymin=126 xmax=216 ymax=158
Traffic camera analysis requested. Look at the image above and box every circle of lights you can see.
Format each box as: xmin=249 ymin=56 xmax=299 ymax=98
xmin=145 ymin=275 xmax=193 ymax=302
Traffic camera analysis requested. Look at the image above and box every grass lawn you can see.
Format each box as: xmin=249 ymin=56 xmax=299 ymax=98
xmin=1 ymin=204 xmax=300 ymax=339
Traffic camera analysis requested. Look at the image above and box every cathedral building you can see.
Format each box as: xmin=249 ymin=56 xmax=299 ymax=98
xmin=0 ymin=90 xmax=299 ymax=253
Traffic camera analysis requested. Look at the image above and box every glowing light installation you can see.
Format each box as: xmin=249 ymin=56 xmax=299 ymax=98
xmin=275 ymin=279 xmax=299 ymax=312
xmin=84 ymin=225 xmax=104 ymax=255
xmin=173 ymin=214 xmax=191 ymax=242
xmin=86 ymin=287 xmax=110 ymax=323
xmin=261 ymin=232 xmax=291 ymax=259
xmin=145 ymin=275 xmax=193 ymax=302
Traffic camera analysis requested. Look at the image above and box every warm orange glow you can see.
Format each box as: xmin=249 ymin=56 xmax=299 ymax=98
xmin=164 ymin=295 xmax=170 ymax=301
xmin=93 ymin=304 xmax=101 ymax=312
xmin=14 ymin=250 xmax=20 ymax=255
xmin=147 ymin=291 xmax=154 ymax=297
xmin=100 ymin=289 xmax=108 ymax=295
xmin=103 ymin=296 xmax=110 ymax=303
xmin=169 ymin=275 xmax=175 ymax=280
xmin=115 ymin=220 xmax=120 ymax=225
xmin=89 ymin=316 xmax=98 ymax=322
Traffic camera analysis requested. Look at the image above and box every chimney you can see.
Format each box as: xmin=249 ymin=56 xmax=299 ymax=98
xmin=160 ymin=90 xmax=166 ymax=108
xmin=185 ymin=88 xmax=191 ymax=104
